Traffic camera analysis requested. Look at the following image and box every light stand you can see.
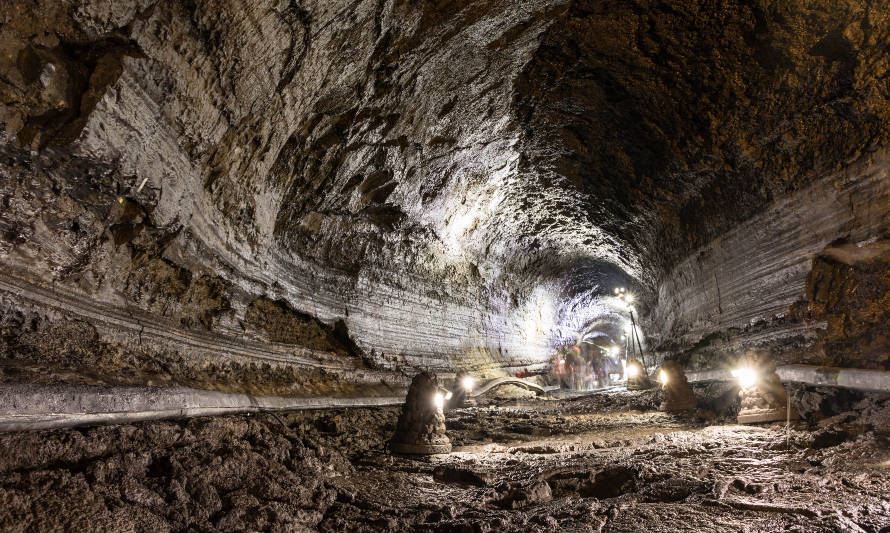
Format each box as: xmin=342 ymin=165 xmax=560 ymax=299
xmin=628 ymin=308 xmax=652 ymax=371
xmin=614 ymin=287 xmax=652 ymax=375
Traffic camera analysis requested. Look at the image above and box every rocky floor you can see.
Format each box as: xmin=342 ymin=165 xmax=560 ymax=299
xmin=1 ymin=389 xmax=889 ymax=532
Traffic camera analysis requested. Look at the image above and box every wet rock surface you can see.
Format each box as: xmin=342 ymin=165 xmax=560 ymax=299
xmin=2 ymin=389 xmax=888 ymax=532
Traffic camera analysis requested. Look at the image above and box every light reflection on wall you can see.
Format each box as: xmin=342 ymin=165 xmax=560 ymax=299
xmin=438 ymin=188 xmax=506 ymax=262
xmin=519 ymin=285 xmax=554 ymax=342
xmin=515 ymin=284 xmax=558 ymax=362
xmin=443 ymin=209 xmax=479 ymax=258
xmin=417 ymin=151 xmax=646 ymax=371
xmin=552 ymin=286 xmax=644 ymax=355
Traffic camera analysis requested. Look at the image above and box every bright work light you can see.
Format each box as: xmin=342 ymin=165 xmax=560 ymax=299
xmin=731 ymin=367 xmax=757 ymax=388
xmin=626 ymin=364 xmax=640 ymax=378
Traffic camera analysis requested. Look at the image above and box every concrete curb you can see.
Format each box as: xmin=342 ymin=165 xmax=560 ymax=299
xmin=777 ymin=365 xmax=890 ymax=393
xmin=687 ymin=364 xmax=890 ymax=393
xmin=0 ymin=384 xmax=403 ymax=432
xmin=686 ymin=369 xmax=732 ymax=383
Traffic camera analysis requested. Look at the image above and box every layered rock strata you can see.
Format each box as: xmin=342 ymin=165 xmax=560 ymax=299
xmin=651 ymin=154 xmax=890 ymax=371
xmin=2 ymin=0 xmax=890 ymax=394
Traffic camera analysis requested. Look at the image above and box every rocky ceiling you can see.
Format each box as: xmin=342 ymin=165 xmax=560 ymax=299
xmin=2 ymin=0 xmax=890 ymax=395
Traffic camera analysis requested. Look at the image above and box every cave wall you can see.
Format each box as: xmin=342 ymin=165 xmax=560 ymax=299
xmin=2 ymin=0 xmax=890 ymax=395
xmin=649 ymin=151 xmax=890 ymax=371
xmin=506 ymin=0 xmax=890 ymax=370
xmin=2 ymin=0 xmax=593 ymax=394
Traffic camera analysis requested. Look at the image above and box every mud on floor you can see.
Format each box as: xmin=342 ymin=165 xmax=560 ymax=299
xmin=0 ymin=390 xmax=889 ymax=532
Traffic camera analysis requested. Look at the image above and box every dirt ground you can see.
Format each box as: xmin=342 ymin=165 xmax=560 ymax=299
xmin=1 ymin=388 xmax=889 ymax=532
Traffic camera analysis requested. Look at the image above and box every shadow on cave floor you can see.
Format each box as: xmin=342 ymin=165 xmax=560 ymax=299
xmin=0 ymin=389 xmax=888 ymax=532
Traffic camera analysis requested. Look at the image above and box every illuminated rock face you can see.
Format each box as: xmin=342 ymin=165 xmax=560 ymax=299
xmin=650 ymin=158 xmax=890 ymax=372
xmin=2 ymin=0 xmax=890 ymax=395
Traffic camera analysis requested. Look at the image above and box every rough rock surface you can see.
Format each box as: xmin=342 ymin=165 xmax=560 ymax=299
xmin=390 ymin=372 xmax=450 ymax=454
xmin=1 ymin=389 xmax=888 ymax=532
xmin=802 ymin=240 xmax=890 ymax=370
xmin=2 ymin=0 xmax=890 ymax=391
xmin=658 ymin=359 xmax=696 ymax=413
xmin=652 ymin=159 xmax=890 ymax=370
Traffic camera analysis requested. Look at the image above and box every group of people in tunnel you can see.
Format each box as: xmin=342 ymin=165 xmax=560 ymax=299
xmin=549 ymin=343 xmax=621 ymax=391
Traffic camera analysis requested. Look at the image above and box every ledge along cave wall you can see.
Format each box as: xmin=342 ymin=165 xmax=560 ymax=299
xmin=2 ymin=0 xmax=890 ymax=398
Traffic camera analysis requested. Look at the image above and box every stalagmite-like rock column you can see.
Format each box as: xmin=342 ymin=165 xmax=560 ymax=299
xmin=734 ymin=354 xmax=799 ymax=424
xmin=658 ymin=360 xmax=697 ymax=413
xmin=626 ymin=360 xmax=652 ymax=391
xmin=389 ymin=372 xmax=451 ymax=455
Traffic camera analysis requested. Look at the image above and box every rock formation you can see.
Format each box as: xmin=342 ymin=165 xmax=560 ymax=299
xmin=658 ymin=360 xmax=696 ymax=413
xmin=801 ymin=240 xmax=890 ymax=370
xmin=735 ymin=354 xmax=799 ymax=424
xmin=389 ymin=372 xmax=451 ymax=455
xmin=625 ymin=359 xmax=651 ymax=391
xmin=3 ymin=3 xmax=890 ymax=529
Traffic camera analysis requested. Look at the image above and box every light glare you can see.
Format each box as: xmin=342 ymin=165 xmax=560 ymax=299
xmin=626 ymin=364 xmax=640 ymax=378
xmin=462 ymin=376 xmax=474 ymax=391
xmin=433 ymin=392 xmax=444 ymax=410
xmin=659 ymin=369 xmax=668 ymax=385
xmin=731 ymin=367 xmax=758 ymax=388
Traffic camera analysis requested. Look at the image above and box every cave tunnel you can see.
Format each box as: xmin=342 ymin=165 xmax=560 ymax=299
xmin=1 ymin=0 xmax=890 ymax=530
